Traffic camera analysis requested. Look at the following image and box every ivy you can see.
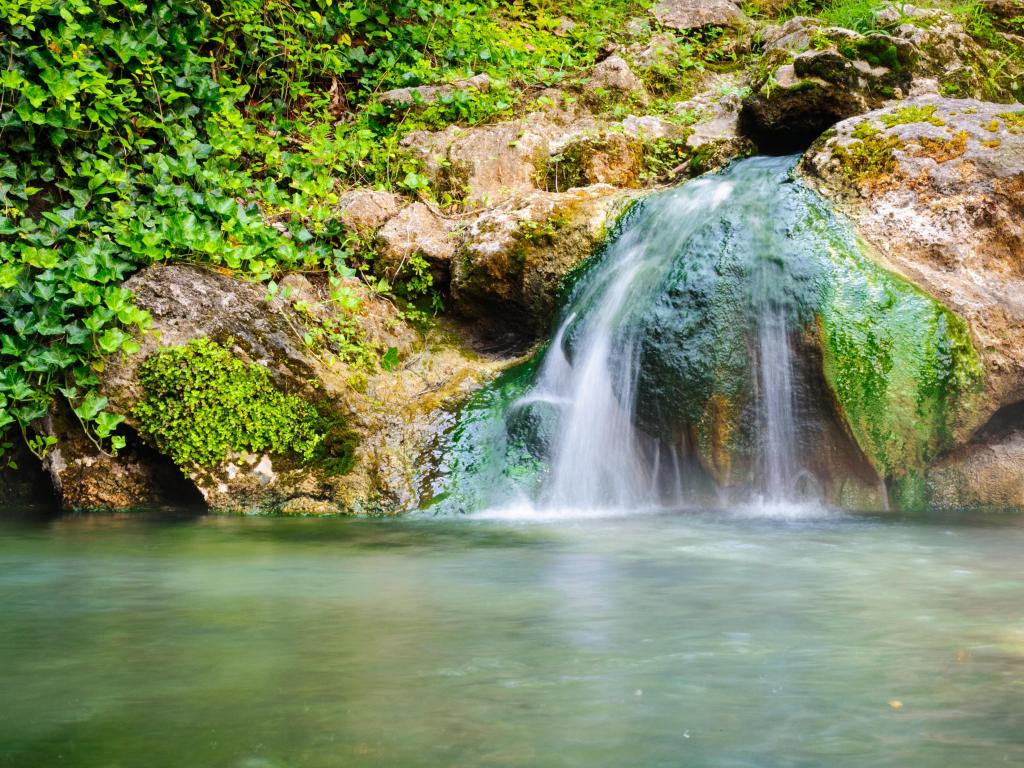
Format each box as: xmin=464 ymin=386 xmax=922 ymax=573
xmin=0 ymin=0 xmax=649 ymax=464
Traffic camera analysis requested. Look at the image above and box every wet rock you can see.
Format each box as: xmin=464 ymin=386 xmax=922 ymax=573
xmin=801 ymin=97 xmax=1024 ymax=425
xmin=37 ymin=401 xmax=197 ymax=510
xmin=926 ymin=402 xmax=1024 ymax=508
xmin=653 ymin=0 xmax=747 ymax=30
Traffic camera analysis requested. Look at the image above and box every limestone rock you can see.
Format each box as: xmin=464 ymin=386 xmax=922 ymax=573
xmin=586 ymin=56 xmax=649 ymax=105
xmin=376 ymin=202 xmax=459 ymax=284
xmin=378 ymin=74 xmax=492 ymax=108
xmin=800 ymin=96 xmax=1024 ymax=454
xmin=742 ymin=10 xmax=1023 ymax=152
xmin=38 ymin=401 xmax=196 ymax=510
xmin=451 ymin=186 xmax=632 ymax=342
xmin=336 ymin=189 xmax=404 ymax=233
xmin=653 ymin=0 xmax=747 ymax=30
xmin=401 ymin=116 xmax=560 ymax=208
xmin=928 ymin=434 xmax=1024 ymax=509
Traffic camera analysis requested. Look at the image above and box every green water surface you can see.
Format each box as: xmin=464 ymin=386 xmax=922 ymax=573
xmin=1 ymin=508 xmax=1023 ymax=767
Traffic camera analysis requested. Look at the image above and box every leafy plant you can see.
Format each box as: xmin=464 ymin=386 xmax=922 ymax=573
xmin=132 ymin=337 xmax=333 ymax=468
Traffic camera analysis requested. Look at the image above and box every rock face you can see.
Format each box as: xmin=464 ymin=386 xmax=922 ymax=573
xmin=926 ymin=404 xmax=1024 ymax=509
xmin=335 ymin=190 xmax=403 ymax=233
xmin=741 ymin=10 xmax=1024 ymax=152
xmin=451 ymin=186 xmax=632 ymax=342
xmin=376 ymin=202 xmax=459 ymax=288
xmin=652 ymin=0 xmax=747 ymax=30
xmin=801 ymin=97 xmax=1024 ymax=506
xmin=42 ymin=264 xmax=499 ymax=513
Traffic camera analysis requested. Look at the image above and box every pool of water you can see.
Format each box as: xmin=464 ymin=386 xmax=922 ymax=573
xmin=1 ymin=507 xmax=1023 ymax=767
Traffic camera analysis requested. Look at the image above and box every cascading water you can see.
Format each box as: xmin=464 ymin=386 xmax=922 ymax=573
xmin=426 ymin=154 xmax=941 ymax=516
xmin=518 ymin=176 xmax=738 ymax=510
xmin=508 ymin=155 xmax=814 ymax=512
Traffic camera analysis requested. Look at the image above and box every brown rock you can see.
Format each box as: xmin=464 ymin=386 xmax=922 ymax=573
xmin=336 ymin=189 xmax=404 ymax=233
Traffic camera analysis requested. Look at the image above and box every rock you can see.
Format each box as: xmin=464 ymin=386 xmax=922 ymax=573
xmin=336 ymin=189 xmax=404 ymax=233
xmin=37 ymin=401 xmax=198 ymax=510
xmin=553 ymin=17 xmax=576 ymax=37
xmin=801 ymin=97 xmax=1024 ymax=420
xmin=586 ymin=56 xmax=649 ymax=105
xmin=878 ymin=5 xmax=1024 ymax=102
xmin=742 ymin=10 xmax=1023 ymax=152
xmin=653 ymin=0 xmax=747 ymax=30
xmin=801 ymin=97 xmax=1024 ymax=506
xmin=43 ymin=264 xmax=499 ymax=513
xmin=376 ymin=202 xmax=459 ymax=285
xmin=983 ymin=0 xmax=1024 ymax=24
xmin=675 ymin=77 xmax=756 ymax=167
xmin=378 ymin=74 xmax=493 ymax=108
xmin=546 ymin=131 xmax=646 ymax=189
xmin=451 ymin=186 xmax=632 ymax=343
xmin=927 ymin=428 xmax=1024 ymax=509
xmin=402 ymin=115 xmax=559 ymax=207
xmin=741 ymin=22 xmax=915 ymax=152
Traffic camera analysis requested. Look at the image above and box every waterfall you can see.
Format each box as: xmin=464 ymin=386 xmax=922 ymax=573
xmin=433 ymin=156 xmax=837 ymax=516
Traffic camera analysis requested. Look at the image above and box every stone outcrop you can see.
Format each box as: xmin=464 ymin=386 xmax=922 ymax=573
xmin=41 ymin=264 xmax=499 ymax=513
xmin=741 ymin=8 xmax=1024 ymax=152
xmin=451 ymin=186 xmax=632 ymax=341
xmin=378 ymin=74 xmax=493 ymax=108
xmin=652 ymin=0 xmax=747 ymax=30
xmin=801 ymin=97 xmax=1024 ymax=506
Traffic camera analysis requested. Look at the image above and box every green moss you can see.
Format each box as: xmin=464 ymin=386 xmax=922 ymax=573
xmin=879 ymin=104 xmax=946 ymax=128
xmin=831 ymin=133 xmax=904 ymax=188
xmin=998 ymin=110 xmax=1024 ymax=133
xmin=818 ymin=242 xmax=985 ymax=496
xmin=133 ymin=338 xmax=355 ymax=472
xmin=838 ymin=37 xmax=903 ymax=70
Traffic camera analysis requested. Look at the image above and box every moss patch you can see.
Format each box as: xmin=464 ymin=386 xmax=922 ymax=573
xmin=818 ymin=242 xmax=985 ymax=503
xmin=831 ymin=133 xmax=904 ymax=189
xmin=133 ymin=338 xmax=355 ymax=473
xmin=910 ymin=129 xmax=968 ymax=162
xmin=879 ymin=104 xmax=946 ymax=128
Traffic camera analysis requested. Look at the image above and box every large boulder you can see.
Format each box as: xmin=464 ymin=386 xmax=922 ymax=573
xmin=43 ymin=264 xmax=497 ymax=514
xmin=801 ymin=97 xmax=1024 ymax=506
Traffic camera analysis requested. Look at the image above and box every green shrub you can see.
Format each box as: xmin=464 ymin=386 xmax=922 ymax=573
xmin=132 ymin=338 xmax=343 ymax=469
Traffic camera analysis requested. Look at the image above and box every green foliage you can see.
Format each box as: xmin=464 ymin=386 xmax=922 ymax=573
xmin=132 ymin=337 xmax=343 ymax=468
xmin=0 ymin=0 xmax=648 ymax=461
